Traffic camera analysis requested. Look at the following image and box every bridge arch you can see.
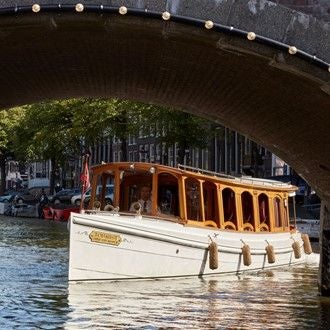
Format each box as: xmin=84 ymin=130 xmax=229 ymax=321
xmin=0 ymin=0 xmax=329 ymax=202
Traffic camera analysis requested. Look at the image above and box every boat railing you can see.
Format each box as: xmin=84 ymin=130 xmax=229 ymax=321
xmin=84 ymin=209 xmax=185 ymax=224
xmin=177 ymin=164 xmax=236 ymax=179
xmin=177 ymin=164 xmax=291 ymax=188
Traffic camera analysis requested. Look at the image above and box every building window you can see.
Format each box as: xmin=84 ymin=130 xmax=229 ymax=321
xmin=202 ymin=149 xmax=209 ymax=170
xmin=156 ymin=144 xmax=161 ymax=162
xmin=100 ymin=143 xmax=104 ymax=162
xmin=156 ymin=122 xmax=161 ymax=137
xmin=194 ymin=148 xmax=200 ymax=168
xmin=139 ymin=145 xmax=149 ymax=162
xmin=133 ymin=151 xmax=138 ymax=161
xmin=129 ymin=151 xmax=133 ymax=162
xmin=105 ymin=141 xmax=109 ymax=162
xmin=168 ymin=146 xmax=173 ymax=167
xmin=174 ymin=143 xmax=178 ymax=166
xmin=128 ymin=134 xmax=137 ymax=145
xmin=150 ymin=144 xmax=155 ymax=162
xmin=150 ymin=124 xmax=155 ymax=137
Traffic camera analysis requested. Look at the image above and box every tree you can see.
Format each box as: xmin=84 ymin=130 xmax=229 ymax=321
xmin=0 ymin=107 xmax=25 ymax=194
xmin=140 ymin=106 xmax=215 ymax=164
xmin=71 ymin=99 xmax=128 ymax=160
xmin=12 ymin=101 xmax=81 ymax=194
xmin=72 ymin=100 xmax=217 ymax=164
xmin=72 ymin=99 xmax=149 ymax=161
xmin=11 ymin=98 xmax=138 ymax=191
xmin=6 ymin=98 xmax=218 ymax=196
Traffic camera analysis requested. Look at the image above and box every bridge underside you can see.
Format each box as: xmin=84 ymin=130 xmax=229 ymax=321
xmin=0 ymin=4 xmax=329 ymax=202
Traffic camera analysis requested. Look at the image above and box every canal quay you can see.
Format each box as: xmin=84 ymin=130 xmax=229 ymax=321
xmin=0 ymin=215 xmax=329 ymax=329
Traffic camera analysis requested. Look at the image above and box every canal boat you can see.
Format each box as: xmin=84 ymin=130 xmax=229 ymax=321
xmin=43 ymin=205 xmax=80 ymax=222
xmin=68 ymin=162 xmax=316 ymax=281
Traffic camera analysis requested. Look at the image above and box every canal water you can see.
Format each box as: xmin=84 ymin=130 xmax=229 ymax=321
xmin=0 ymin=215 xmax=329 ymax=329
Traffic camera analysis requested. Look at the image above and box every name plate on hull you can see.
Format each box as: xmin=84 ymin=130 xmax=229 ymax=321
xmin=89 ymin=230 xmax=122 ymax=246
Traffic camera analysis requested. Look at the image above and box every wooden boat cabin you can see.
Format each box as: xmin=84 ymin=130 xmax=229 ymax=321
xmin=87 ymin=162 xmax=297 ymax=233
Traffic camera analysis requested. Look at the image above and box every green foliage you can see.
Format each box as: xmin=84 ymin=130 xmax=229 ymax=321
xmin=10 ymin=98 xmax=144 ymax=163
xmin=71 ymin=99 xmax=140 ymax=146
xmin=139 ymin=105 xmax=214 ymax=160
xmin=1 ymin=98 xmax=218 ymax=193
xmin=0 ymin=107 xmax=25 ymax=153
xmin=7 ymin=98 xmax=216 ymax=164
xmin=12 ymin=101 xmax=78 ymax=164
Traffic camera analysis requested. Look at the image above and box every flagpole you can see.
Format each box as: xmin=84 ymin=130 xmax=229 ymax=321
xmin=79 ymin=154 xmax=90 ymax=213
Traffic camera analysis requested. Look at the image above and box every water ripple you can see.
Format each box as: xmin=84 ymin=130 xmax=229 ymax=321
xmin=0 ymin=215 xmax=329 ymax=329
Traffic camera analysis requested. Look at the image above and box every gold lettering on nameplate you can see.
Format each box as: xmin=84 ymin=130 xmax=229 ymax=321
xmin=89 ymin=230 xmax=122 ymax=246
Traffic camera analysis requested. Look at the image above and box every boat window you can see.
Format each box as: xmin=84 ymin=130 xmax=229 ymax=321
xmin=241 ymin=191 xmax=254 ymax=228
xmin=185 ymin=178 xmax=202 ymax=221
xmin=158 ymin=173 xmax=179 ymax=216
xmin=222 ymin=188 xmax=237 ymax=222
xmin=283 ymin=199 xmax=289 ymax=227
xmin=274 ymin=197 xmax=282 ymax=228
xmin=258 ymin=193 xmax=270 ymax=231
xmin=90 ymin=173 xmax=115 ymax=210
xmin=119 ymin=170 xmax=153 ymax=212
xmin=203 ymin=181 xmax=218 ymax=222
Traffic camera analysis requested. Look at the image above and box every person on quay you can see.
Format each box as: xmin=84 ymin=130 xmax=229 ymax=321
xmin=38 ymin=188 xmax=49 ymax=219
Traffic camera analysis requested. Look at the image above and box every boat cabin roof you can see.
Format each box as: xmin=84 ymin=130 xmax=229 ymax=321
xmin=90 ymin=162 xmax=296 ymax=192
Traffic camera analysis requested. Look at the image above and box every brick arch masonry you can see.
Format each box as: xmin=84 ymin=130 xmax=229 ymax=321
xmin=0 ymin=0 xmax=328 ymax=203
xmin=274 ymin=0 xmax=330 ymax=22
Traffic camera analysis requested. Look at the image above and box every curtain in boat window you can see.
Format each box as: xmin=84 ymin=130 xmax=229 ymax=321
xmin=222 ymin=188 xmax=236 ymax=221
xmin=185 ymin=178 xmax=201 ymax=221
xmin=202 ymin=181 xmax=218 ymax=221
xmin=258 ymin=193 xmax=269 ymax=223
xmin=274 ymin=197 xmax=282 ymax=227
xmin=158 ymin=173 xmax=179 ymax=216
xmin=241 ymin=191 xmax=254 ymax=224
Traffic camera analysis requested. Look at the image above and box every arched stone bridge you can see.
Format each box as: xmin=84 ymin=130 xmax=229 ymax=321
xmin=0 ymin=1 xmax=329 ymax=293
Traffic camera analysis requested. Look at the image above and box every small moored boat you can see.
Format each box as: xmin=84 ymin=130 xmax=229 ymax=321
xmin=69 ymin=162 xmax=316 ymax=281
xmin=43 ymin=205 xmax=80 ymax=222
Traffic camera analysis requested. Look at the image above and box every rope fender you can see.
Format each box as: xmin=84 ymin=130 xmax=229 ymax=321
xmin=265 ymin=244 xmax=276 ymax=264
xmin=242 ymin=244 xmax=252 ymax=266
xmin=292 ymin=241 xmax=301 ymax=259
xmin=208 ymin=241 xmax=219 ymax=270
xmin=301 ymin=233 xmax=313 ymax=255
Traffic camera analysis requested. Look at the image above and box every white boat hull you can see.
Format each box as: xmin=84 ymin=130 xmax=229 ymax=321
xmin=69 ymin=213 xmax=317 ymax=281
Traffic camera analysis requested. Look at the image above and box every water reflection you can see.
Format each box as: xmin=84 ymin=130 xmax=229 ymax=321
xmin=0 ymin=216 xmax=69 ymax=329
xmin=0 ymin=216 xmax=68 ymax=248
xmin=0 ymin=215 xmax=329 ymax=329
xmin=67 ymin=266 xmax=328 ymax=329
